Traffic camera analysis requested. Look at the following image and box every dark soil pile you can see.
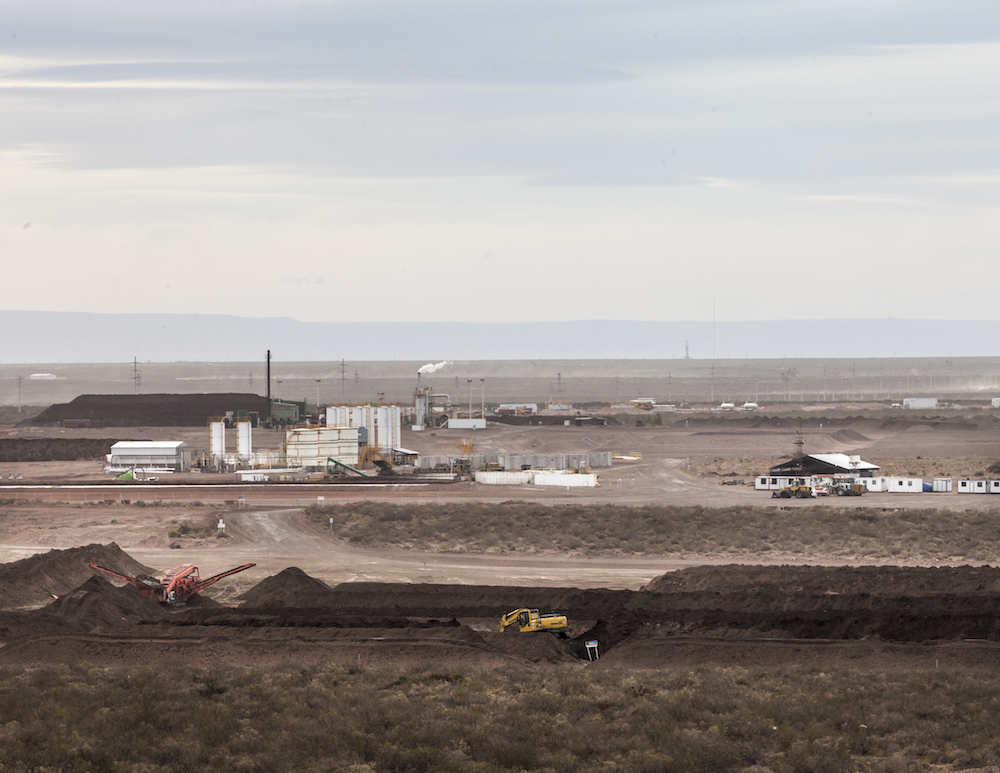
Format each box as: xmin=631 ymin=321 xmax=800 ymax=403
xmin=0 ymin=574 xmax=167 ymax=642
xmin=46 ymin=574 xmax=168 ymax=629
xmin=0 ymin=438 xmax=127 ymax=462
xmin=238 ymin=566 xmax=339 ymax=609
xmin=0 ymin=543 xmax=153 ymax=610
xmin=30 ymin=393 xmax=271 ymax=428
xmin=643 ymin=564 xmax=1000 ymax=595
xmin=480 ymin=630 xmax=579 ymax=664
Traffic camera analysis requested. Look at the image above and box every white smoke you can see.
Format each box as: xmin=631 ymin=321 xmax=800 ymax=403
xmin=418 ymin=360 xmax=452 ymax=374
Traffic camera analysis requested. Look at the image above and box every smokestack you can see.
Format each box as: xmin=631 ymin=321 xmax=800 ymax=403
xmin=266 ymin=350 xmax=271 ymax=401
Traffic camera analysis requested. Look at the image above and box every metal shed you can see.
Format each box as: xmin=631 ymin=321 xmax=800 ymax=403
xmin=107 ymin=441 xmax=192 ymax=472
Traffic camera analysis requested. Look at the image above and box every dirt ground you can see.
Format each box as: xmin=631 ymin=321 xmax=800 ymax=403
xmin=0 ymin=410 xmax=998 ymax=669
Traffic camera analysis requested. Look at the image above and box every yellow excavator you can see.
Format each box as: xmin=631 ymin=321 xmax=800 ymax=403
xmin=498 ymin=608 xmax=569 ymax=636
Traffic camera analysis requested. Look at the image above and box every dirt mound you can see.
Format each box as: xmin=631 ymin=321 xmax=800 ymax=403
xmin=47 ymin=574 xmax=167 ymax=629
xmin=30 ymin=393 xmax=271 ymax=428
xmin=239 ymin=567 xmax=338 ymax=608
xmin=830 ymin=429 xmax=871 ymax=442
xmin=642 ymin=564 xmax=1000 ymax=596
xmin=0 ymin=438 xmax=129 ymax=462
xmin=0 ymin=543 xmax=154 ymax=610
xmin=481 ymin=631 xmax=579 ymax=664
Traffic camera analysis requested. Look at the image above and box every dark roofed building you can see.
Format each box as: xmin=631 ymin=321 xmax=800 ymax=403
xmin=770 ymin=453 xmax=879 ymax=478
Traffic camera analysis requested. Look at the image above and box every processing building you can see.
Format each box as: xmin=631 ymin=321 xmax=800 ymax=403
xmin=106 ymin=441 xmax=193 ymax=472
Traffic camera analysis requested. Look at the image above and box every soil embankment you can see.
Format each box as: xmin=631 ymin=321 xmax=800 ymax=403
xmin=2 ymin=547 xmax=1000 ymax=669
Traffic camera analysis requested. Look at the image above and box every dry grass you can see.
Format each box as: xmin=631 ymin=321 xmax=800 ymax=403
xmin=1 ymin=662 xmax=998 ymax=772
xmin=306 ymin=501 xmax=1000 ymax=562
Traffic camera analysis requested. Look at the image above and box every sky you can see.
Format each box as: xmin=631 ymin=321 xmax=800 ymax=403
xmin=1 ymin=0 xmax=997 ymax=325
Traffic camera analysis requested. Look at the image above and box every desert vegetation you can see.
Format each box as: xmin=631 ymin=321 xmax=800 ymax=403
xmin=1 ymin=661 xmax=998 ymax=772
xmin=307 ymin=501 xmax=1000 ymax=562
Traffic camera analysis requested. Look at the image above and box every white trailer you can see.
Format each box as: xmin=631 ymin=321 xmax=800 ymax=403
xmin=862 ymin=477 xmax=888 ymax=492
xmin=886 ymin=477 xmax=923 ymax=493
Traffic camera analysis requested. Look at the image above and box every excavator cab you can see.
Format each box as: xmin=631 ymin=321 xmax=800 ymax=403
xmin=499 ymin=608 xmax=569 ymax=635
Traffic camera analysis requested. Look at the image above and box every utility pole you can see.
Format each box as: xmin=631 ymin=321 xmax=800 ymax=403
xmin=132 ymin=357 xmax=141 ymax=395
xmin=467 ymin=379 xmax=473 ymax=420
xmin=480 ymin=378 xmax=485 ymax=419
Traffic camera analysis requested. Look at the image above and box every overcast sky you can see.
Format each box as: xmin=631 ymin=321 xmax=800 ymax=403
xmin=1 ymin=0 xmax=997 ymax=325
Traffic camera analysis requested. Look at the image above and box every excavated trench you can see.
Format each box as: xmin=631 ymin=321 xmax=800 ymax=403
xmin=3 ymin=547 xmax=1000 ymax=668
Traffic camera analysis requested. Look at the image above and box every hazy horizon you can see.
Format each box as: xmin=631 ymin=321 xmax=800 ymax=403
xmin=4 ymin=311 xmax=1000 ymax=363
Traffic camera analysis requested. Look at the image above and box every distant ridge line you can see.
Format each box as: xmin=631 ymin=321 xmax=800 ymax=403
xmin=1 ymin=311 xmax=998 ymax=362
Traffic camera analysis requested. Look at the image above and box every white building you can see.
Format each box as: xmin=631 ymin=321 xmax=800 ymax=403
xmin=107 ymin=441 xmax=192 ymax=472
xmin=903 ymin=397 xmax=938 ymax=409
xmin=325 ymin=405 xmax=401 ymax=450
xmin=285 ymin=427 xmax=359 ymax=469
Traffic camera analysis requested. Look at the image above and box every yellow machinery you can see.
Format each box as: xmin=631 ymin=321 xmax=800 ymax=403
xmin=498 ymin=608 xmax=569 ymax=636
xmin=454 ymin=439 xmax=475 ymax=455
xmin=828 ymin=480 xmax=865 ymax=497
xmin=772 ymin=484 xmax=814 ymax=499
